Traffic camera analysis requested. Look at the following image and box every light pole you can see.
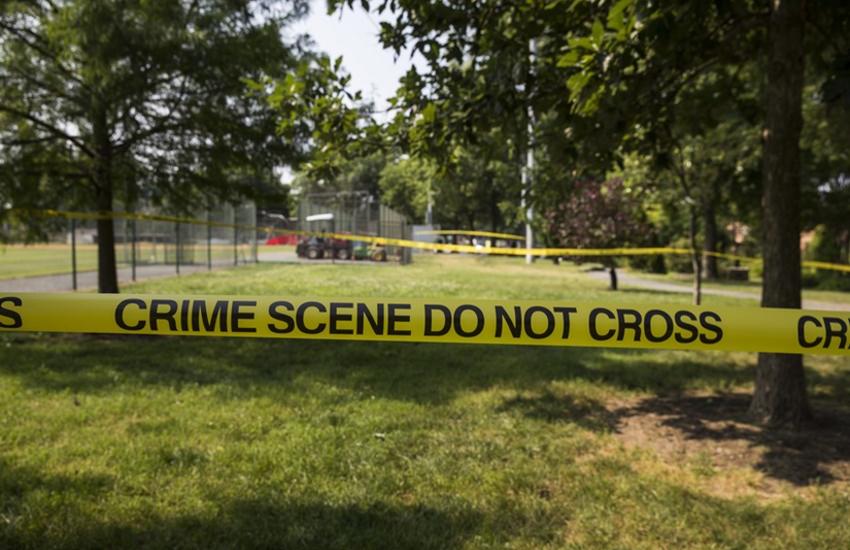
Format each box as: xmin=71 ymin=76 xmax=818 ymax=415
xmin=522 ymin=38 xmax=536 ymax=264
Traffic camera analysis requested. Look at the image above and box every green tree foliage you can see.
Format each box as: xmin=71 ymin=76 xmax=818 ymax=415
xmin=378 ymin=156 xmax=432 ymax=222
xmin=342 ymin=0 xmax=850 ymax=426
xmin=548 ymin=0 xmax=850 ymax=426
xmin=257 ymin=52 xmax=387 ymax=184
xmin=0 ymin=0 xmax=307 ymax=292
xmin=291 ymin=152 xmax=388 ymax=198
xmin=431 ymin=141 xmax=521 ymax=231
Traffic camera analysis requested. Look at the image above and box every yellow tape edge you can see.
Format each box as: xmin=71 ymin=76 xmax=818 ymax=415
xmin=9 ymin=208 xmax=850 ymax=272
xmin=417 ymin=229 xmax=526 ymax=240
xmin=1 ymin=293 xmax=848 ymax=356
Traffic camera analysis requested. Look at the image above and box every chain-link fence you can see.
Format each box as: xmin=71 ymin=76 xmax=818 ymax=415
xmin=115 ymin=203 xmax=257 ymax=270
xmin=297 ymin=192 xmax=412 ymax=264
xmin=0 ymin=203 xmax=257 ymax=290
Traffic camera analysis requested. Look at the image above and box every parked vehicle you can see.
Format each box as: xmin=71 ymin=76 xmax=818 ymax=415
xmin=265 ymin=234 xmax=297 ymax=246
xmin=351 ymin=240 xmax=387 ymax=262
xmin=370 ymin=246 xmax=387 ymax=262
xmin=295 ymin=236 xmax=353 ymax=260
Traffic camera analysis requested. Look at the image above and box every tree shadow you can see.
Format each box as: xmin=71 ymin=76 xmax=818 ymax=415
xmin=495 ymin=391 xmax=615 ymax=432
xmin=0 ymin=334 xmax=759 ymax=405
xmin=608 ymin=393 xmax=850 ymax=487
xmin=4 ymin=492 xmax=482 ymax=550
xmin=0 ymin=456 xmax=115 ymax=547
xmin=494 ymin=384 xmax=850 ymax=487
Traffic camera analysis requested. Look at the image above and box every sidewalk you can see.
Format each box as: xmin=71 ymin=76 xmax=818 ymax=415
xmin=586 ymin=269 xmax=849 ymax=311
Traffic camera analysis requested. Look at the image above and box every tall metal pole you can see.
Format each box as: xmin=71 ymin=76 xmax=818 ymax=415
xmin=522 ymin=38 xmax=536 ymax=265
xmin=70 ymin=218 xmax=77 ymax=291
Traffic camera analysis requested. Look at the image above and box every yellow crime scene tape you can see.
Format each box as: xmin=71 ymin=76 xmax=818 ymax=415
xmin=7 ymin=207 xmax=850 ymax=272
xmin=417 ymin=229 xmax=526 ymax=240
xmin=1 ymin=293 xmax=848 ymax=355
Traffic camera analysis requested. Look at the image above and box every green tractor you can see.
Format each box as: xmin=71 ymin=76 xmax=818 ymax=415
xmin=352 ymin=241 xmax=387 ymax=262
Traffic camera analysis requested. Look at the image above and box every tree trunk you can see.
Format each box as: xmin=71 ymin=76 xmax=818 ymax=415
xmin=489 ymin=180 xmax=499 ymax=232
xmin=92 ymin=99 xmax=119 ymax=294
xmin=750 ymin=0 xmax=811 ymax=427
xmin=609 ymin=265 xmax=618 ymax=291
xmin=702 ymin=193 xmax=719 ymax=280
xmin=95 ymin=182 xmax=119 ymax=293
xmin=689 ymin=206 xmax=702 ymax=306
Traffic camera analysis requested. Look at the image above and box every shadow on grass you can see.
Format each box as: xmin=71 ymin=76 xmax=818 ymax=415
xmin=609 ymin=393 xmax=850 ymax=487
xmin=3 ymin=491 xmax=481 ymax=550
xmin=495 ymin=391 xmax=615 ymax=432
xmin=0 ymin=457 xmax=115 ymax=548
xmin=493 ymin=386 xmax=850 ymax=487
xmin=6 ymin=334 xmax=850 ymax=488
xmin=0 ymin=457 xmax=114 ymax=502
xmin=0 ymin=334 xmax=759 ymax=404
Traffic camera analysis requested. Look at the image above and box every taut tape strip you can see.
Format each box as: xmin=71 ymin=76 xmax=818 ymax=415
xmin=1 ymin=293 xmax=847 ymax=355
xmin=10 ymin=208 xmax=850 ymax=272
xmin=417 ymin=229 xmax=526 ymax=240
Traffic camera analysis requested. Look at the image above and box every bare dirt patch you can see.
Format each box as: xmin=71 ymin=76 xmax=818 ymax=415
xmin=607 ymin=392 xmax=850 ymax=499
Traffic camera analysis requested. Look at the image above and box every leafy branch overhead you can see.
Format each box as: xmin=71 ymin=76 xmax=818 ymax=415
xmin=252 ymin=53 xmax=388 ymax=182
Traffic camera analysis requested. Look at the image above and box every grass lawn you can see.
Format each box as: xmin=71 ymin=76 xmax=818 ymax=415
xmin=0 ymin=243 xmax=255 ymax=280
xmin=2 ymin=255 xmax=850 ymax=549
xmin=0 ymin=244 xmax=99 ymax=280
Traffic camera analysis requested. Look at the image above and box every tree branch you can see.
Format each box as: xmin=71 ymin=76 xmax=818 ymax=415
xmin=0 ymin=104 xmax=95 ymax=157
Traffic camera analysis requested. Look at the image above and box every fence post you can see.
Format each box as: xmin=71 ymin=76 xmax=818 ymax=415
xmin=401 ymin=219 xmax=411 ymax=265
xmin=254 ymin=225 xmax=260 ymax=264
xmin=131 ymin=218 xmax=137 ymax=282
xmin=233 ymin=207 xmax=238 ymax=266
xmin=207 ymin=210 xmax=212 ymax=271
xmin=175 ymin=221 xmax=181 ymax=275
xmin=70 ymin=218 xmax=77 ymax=291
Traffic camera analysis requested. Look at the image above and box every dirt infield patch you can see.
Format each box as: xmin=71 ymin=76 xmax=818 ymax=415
xmin=608 ymin=392 xmax=850 ymax=499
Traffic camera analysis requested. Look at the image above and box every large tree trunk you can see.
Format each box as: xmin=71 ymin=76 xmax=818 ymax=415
xmin=92 ymin=100 xmax=119 ymax=294
xmin=95 ymin=168 xmax=119 ymax=294
xmin=749 ymin=0 xmax=811 ymax=427
xmin=702 ymin=190 xmax=719 ymax=280
xmin=689 ymin=205 xmax=702 ymax=306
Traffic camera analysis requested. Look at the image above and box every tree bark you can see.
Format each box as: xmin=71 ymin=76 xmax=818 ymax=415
xmin=750 ymin=0 xmax=811 ymax=427
xmin=689 ymin=205 xmax=702 ymax=306
xmin=609 ymin=265 xmax=618 ymax=291
xmin=92 ymin=99 xmax=119 ymax=294
xmin=95 ymin=182 xmax=119 ymax=293
xmin=702 ymin=189 xmax=719 ymax=280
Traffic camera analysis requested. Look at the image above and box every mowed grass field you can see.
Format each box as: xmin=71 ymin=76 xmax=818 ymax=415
xmin=0 ymin=244 xmax=99 ymax=279
xmin=2 ymin=255 xmax=850 ymax=549
xmin=0 ymin=243 xmax=258 ymax=280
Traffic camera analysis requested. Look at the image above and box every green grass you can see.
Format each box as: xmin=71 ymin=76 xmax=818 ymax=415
xmin=2 ymin=255 xmax=850 ymax=549
xmin=0 ymin=243 xmax=255 ymax=280
xmin=0 ymin=244 xmax=98 ymax=279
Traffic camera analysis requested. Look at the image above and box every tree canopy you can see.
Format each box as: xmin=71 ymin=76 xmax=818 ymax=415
xmin=0 ymin=0 xmax=310 ymax=291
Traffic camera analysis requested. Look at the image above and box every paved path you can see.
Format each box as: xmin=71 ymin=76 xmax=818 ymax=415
xmin=0 ymin=261 xmax=241 ymax=292
xmin=587 ymin=269 xmax=849 ymax=311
